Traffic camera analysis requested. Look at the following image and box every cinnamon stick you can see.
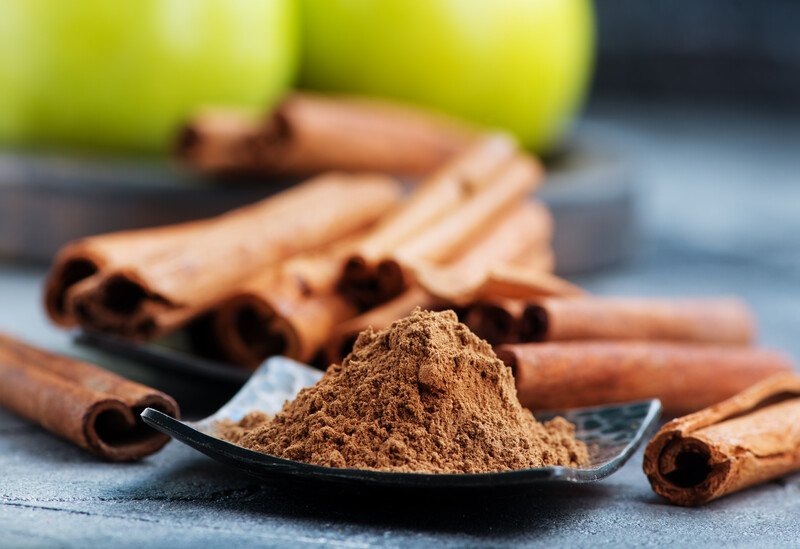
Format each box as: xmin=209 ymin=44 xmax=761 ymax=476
xmin=482 ymin=265 xmax=584 ymax=300
xmin=643 ymin=373 xmax=800 ymax=506
xmin=196 ymin=188 xmax=547 ymax=368
xmin=508 ymin=240 xmax=556 ymax=273
xmin=519 ymin=297 xmax=755 ymax=345
xmin=0 ymin=332 xmax=179 ymax=461
xmin=339 ymin=134 xmax=518 ymax=306
xmin=462 ymin=296 xmax=755 ymax=347
xmin=200 ymin=245 xmax=360 ymax=367
xmin=327 ymin=201 xmax=555 ymax=361
xmin=57 ymin=173 xmax=401 ymax=340
xmin=356 ymin=133 xmax=518 ymax=260
xmin=393 ymin=156 xmax=543 ymax=265
xmin=203 ymin=291 xmax=356 ymax=368
xmin=44 ymin=221 xmax=208 ymax=327
xmin=367 ymin=155 xmax=542 ymax=304
xmin=178 ymin=92 xmax=478 ymax=178
xmin=496 ymin=341 xmax=793 ymax=416
xmin=447 ymin=202 xmax=554 ymax=276
xmin=412 ymin=202 xmax=555 ymax=304
xmin=430 ymin=265 xmax=583 ymax=306
xmin=174 ymin=108 xmax=262 ymax=176
xmin=461 ymin=299 xmax=525 ymax=345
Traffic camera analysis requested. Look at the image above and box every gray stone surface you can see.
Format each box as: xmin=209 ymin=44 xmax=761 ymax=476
xmin=2 ymin=102 xmax=800 ymax=547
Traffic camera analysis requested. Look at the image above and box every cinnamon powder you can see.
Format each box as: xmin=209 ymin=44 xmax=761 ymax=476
xmin=219 ymin=309 xmax=588 ymax=473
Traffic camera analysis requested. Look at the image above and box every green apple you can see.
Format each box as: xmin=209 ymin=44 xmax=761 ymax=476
xmin=299 ymin=0 xmax=594 ymax=152
xmin=0 ymin=0 xmax=298 ymax=153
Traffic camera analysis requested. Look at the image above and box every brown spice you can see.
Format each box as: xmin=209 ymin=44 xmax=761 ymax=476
xmin=219 ymin=309 xmax=588 ymax=473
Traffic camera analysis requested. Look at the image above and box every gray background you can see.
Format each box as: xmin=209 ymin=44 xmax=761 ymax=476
xmin=594 ymin=0 xmax=800 ymax=103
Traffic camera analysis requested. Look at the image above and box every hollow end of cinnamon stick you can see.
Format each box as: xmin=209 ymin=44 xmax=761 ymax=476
xmin=86 ymin=393 xmax=178 ymax=462
xmin=0 ymin=333 xmax=180 ymax=462
xmin=342 ymin=256 xmax=369 ymax=280
xmin=495 ymin=348 xmax=518 ymax=375
xmin=212 ymin=297 xmax=292 ymax=369
xmin=518 ymin=304 xmax=549 ymax=342
xmin=99 ymin=275 xmax=150 ymax=316
xmin=175 ymin=124 xmax=202 ymax=160
xmin=376 ymin=259 xmax=411 ymax=302
xmin=45 ymin=256 xmax=101 ymax=326
xmin=643 ymin=374 xmax=800 ymax=506
xmin=70 ymin=272 xmax=179 ymax=341
xmin=652 ymin=436 xmax=726 ymax=503
xmin=644 ymin=426 xmax=754 ymax=508
xmin=463 ymin=302 xmax=520 ymax=345
xmin=339 ymin=256 xmax=404 ymax=310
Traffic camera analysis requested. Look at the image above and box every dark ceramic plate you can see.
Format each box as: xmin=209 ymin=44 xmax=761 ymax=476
xmin=75 ymin=330 xmax=251 ymax=384
xmin=142 ymin=357 xmax=661 ymax=488
xmin=0 ymin=136 xmax=635 ymax=274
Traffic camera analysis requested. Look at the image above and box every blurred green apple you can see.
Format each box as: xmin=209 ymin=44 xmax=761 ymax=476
xmin=0 ymin=0 xmax=297 ymax=153
xmin=299 ymin=0 xmax=594 ymax=152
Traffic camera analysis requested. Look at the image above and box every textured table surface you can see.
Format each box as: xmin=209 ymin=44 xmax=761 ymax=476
xmin=2 ymin=102 xmax=799 ymax=548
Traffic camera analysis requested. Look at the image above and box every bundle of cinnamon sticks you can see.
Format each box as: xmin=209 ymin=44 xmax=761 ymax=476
xmin=46 ymin=173 xmax=403 ymax=340
xmin=477 ymin=295 xmax=793 ymax=416
xmin=46 ymin=95 xmax=794 ymax=411
xmin=46 ymin=130 xmax=573 ymax=369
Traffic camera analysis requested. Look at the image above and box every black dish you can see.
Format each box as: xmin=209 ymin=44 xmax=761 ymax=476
xmin=0 ymin=136 xmax=635 ymax=274
xmin=142 ymin=357 xmax=661 ymax=489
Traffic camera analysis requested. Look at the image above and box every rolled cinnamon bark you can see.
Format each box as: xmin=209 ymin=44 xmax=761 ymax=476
xmin=496 ymin=341 xmax=793 ymax=416
xmin=273 ymin=294 xmax=357 ymax=365
xmin=202 ymin=248 xmax=359 ymax=367
xmin=413 ymin=202 xmax=556 ymax=305
xmin=174 ymin=108 xmax=261 ymax=176
xmin=0 ymin=332 xmax=179 ymax=461
xmin=462 ymin=299 xmax=525 ymax=345
xmin=369 ymin=155 xmax=542 ymax=303
xmin=356 ymin=133 xmax=518 ymax=261
xmin=44 ymin=221 xmax=207 ymax=327
xmin=198 ymin=230 xmax=371 ymax=367
xmin=446 ymin=202 xmax=553 ymax=275
xmin=393 ymin=156 xmax=542 ymax=265
xmin=205 ymin=291 xmax=356 ymax=368
xmin=519 ymin=297 xmax=755 ymax=345
xmin=457 ymin=265 xmax=583 ymax=305
xmin=60 ymin=173 xmax=401 ymax=340
xmin=462 ymin=296 xmax=754 ymax=348
xmin=178 ymin=92 xmax=477 ymax=177
xmin=327 ymin=201 xmax=554 ymax=364
xmin=508 ymin=240 xmax=556 ymax=273
xmin=643 ymin=373 xmax=800 ymax=506
xmin=339 ymin=134 xmax=518 ymax=306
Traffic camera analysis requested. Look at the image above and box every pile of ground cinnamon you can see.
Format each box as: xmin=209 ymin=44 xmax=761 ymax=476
xmin=219 ymin=309 xmax=588 ymax=473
